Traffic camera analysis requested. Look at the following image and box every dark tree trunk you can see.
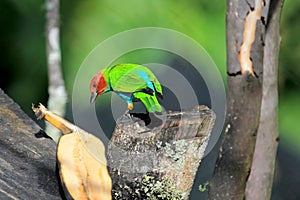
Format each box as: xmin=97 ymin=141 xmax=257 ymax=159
xmin=208 ymin=0 xmax=283 ymax=199
xmin=245 ymin=0 xmax=283 ymax=199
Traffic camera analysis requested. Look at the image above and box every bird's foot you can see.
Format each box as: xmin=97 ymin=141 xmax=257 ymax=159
xmin=128 ymin=103 xmax=134 ymax=110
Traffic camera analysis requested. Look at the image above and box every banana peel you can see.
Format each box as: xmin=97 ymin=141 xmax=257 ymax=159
xmin=32 ymin=103 xmax=112 ymax=200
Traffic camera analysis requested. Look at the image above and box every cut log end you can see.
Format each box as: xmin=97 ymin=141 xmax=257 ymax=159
xmin=108 ymin=105 xmax=215 ymax=199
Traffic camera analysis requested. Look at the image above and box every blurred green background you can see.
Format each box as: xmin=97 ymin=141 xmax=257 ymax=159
xmin=0 ymin=0 xmax=299 ymax=199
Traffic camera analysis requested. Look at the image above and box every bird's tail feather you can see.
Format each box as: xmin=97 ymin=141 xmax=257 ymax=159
xmin=133 ymin=92 xmax=162 ymax=112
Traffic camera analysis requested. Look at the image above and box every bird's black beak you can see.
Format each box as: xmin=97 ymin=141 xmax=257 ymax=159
xmin=90 ymin=92 xmax=98 ymax=104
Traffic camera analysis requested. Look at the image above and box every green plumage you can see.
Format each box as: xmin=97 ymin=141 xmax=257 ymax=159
xmin=133 ymin=92 xmax=162 ymax=113
xmin=103 ymin=64 xmax=163 ymax=112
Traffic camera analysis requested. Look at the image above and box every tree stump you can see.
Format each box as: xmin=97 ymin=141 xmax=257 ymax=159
xmin=108 ymin=106 xmax=215 ymax=199
xmin=0 ymin=89 xmax=61 ymax=199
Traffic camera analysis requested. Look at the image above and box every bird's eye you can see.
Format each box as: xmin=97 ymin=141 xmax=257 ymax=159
xmin=93 ymin=83 xmax=97 ymax=88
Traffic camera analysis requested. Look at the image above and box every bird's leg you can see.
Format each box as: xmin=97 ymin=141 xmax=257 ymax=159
xmin=125 ymin=101 xmax=134 ymax=118
xmin=117 ymin=93 xmax=134 ymax=111
xmin=128 ymin=102 xmax=134 ymax=110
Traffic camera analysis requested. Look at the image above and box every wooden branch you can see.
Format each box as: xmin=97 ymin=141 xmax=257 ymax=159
xmin=245 ymin=0 xmax=284 ymax=199
xmin=0 ymin=89 xmax=61 ymax=199
xmin=107 ymin=106 xmax=215 ymax=199
xmin=45 ymin=0 xmax=67 ymax=142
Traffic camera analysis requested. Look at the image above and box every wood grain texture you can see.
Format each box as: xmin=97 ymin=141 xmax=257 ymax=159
xmin=0 ymin=89 xmax=61 ymax=199
xmin=108 ymin=106 xmax=215 ymax=200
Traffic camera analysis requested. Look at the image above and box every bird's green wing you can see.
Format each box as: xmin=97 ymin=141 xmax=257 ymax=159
xmin=106 ymin=64 xmax=162 ymax=96
xmin=133 ymin=92 xmax=162 ymax=112
xmin=152 ymin=77 xmax=163 ymax=97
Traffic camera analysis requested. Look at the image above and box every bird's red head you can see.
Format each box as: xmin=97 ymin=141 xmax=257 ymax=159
xmin=89 ymin=71 xmax=107 ymax=103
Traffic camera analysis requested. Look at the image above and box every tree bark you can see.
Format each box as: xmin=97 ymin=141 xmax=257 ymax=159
xmin=108 ymin=106 xmax=215 ymax=200
xmin=0 ymin=89 xmax=61 ymax=199
xmin=45 ymin=0 xmax=67 ymax=142
xmin=208 ymin=0 xmax=271 ymax=199
xmin=245 ymin=0 xmax=283 ymax=199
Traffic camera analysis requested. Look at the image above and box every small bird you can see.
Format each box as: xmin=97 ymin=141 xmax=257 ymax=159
xmin=90 ymin=63 xmax=163 ymax=113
